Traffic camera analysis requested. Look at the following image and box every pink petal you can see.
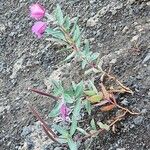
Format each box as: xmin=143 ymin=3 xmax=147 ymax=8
xmin=32 ymin=21 xmax=47 ymax=38
xmin=60 ymin=104 xmax=70 ymax=121
xmin=30 ymin=3 xmax=45 ymax=20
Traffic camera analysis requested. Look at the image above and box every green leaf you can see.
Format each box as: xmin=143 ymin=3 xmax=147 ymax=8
xmin=64 ymin=51 xmax=76 ymax=62
xmin=49 ymin=102 xmax=61 ymax=117
xmin=73 ymin=25 xmax=80 ymax=45
xmin=51 ymin=80 xmax=64 ymax=96
xmin=89 ymin=80 xmax=98 ymax=94
xmin=64 ymin=15 xmax=71 ymax=30
xmin=73 ymin=99 xmax=81 ymax=117
xmin=91 ymin=52 xmax=99 ymax=61
xmin=75 ymin=81 xmax=83 ymax=98
xmin=64 ymin=87 xmax=74 ymax=97
xmin=68 ymin=139 xmax=77 ymax=150
xmin=83 ymin=39 xmax=90 ymax=53
xmin=70 ymin=116 xmax=77 ymax=136
xmin=55 ymin=4 xmax=64 ymax=25
xmin=97 ymin=122 xmax=110 ymax=131
xmin=64 ymin=93 xmax=74 ymax=103
xmin=90 ymin=119 xmax=97 ymax=130
xmin=71 ymin=17 xmax=78 ymax=35
xmin=45 ymin=28 xmax=65 ymax=40
xmin=76 ymin=35 xmax=81 ymax=48
xmin=81 ymin=60 xmax=87 ymax=69
xmin=57 ymin=137 xmax=68 ymax=144
xmin=84 ymin=90 xmax=97 ymax=96
xmin=84 ymin=100 xmax=91 ymax=115
xmin=53 ymin=124 xmax=69 ymax=137
xmin=77 ymin=127 xmax=89 ymax=135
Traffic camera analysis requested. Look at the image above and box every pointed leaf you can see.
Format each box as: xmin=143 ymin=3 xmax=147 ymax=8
xmin=91 ymin=52 xmax=99 ymax=61
xmin=55 ymin=4 xmax=64 ymax=25
xmin=68 ymin=139 xmax=78 ymax=150
xmin=64 ymin=93 xmax=74 ymax=103
xmin=81 ymin=60 xmax=87 ymax=69
xmin=51 ymin=80 xmax=64 ymax=95
xmin=83 ymin=39 xmax=90 ymax=53
xmin=73 ymin=25 xmax=80 ymax=40
xmin=64 ymin=15 xmax=71 ymax=30
xmin=84 ymin=100 xmax=91 ymax=115
xmin=73 ymin=99 xmax=81 ymax=117
xmin=89 ymin=80 xmax=98 ymax=94
xmin=71 ymin=17 xmax=78 ymax=35
xmin=75 ymin=81 xmax=83 ymax=98
xmin=70 ymin=116 xmax=77 ymax=136
xmin=72 ymin=81 xmax=77 ymax=91
xmin=76 ymin=35 xmax=81 ymax=48
xmin=46 ymin=28 xmax=65 ymax=40
xmin=49 ymin=102 xmax=62 ymax=117
xmin=53 ymin=124 xmax=69 ymax=137
xmin=90 ymin=119 xmax=97 ymax=130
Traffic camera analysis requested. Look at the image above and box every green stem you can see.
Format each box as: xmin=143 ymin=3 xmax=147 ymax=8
xmin=59 ymin=25 xmax=133 ymax=94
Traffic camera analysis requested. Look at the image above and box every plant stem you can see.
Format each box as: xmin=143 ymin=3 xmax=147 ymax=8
xmin=116 ymin=104 xmax=140 ymax=115
xmin=60 ymin=25 xmax=133 ymax=95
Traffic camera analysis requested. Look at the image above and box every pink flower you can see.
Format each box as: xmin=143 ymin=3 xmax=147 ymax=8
xmin=32 ymin=21 xmax=47 ymax=38
xmin=30 ymin=3 xmax=45 ymax=20
xmin=60 ymin=104 xmax=70 ymax=121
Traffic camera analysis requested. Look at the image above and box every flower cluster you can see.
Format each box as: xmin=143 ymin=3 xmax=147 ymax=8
xmin=30 ymin=3 xmax=47 ymax=38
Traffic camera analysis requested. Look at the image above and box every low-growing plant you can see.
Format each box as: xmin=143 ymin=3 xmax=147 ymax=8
xmin=28 ymin=3 xmax=139 ymax=150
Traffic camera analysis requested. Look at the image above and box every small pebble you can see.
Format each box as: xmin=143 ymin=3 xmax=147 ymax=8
xmin=142 ymin=53 xmax=150 ymax=64
xmin=86 ymin=18 xmax=98 ymax=27
xmin=133 ymin=116 xmax=144 ymax=125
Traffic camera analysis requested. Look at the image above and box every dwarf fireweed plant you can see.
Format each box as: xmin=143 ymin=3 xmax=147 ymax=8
xmin=29 ymin=4 xmax=139 ymax=150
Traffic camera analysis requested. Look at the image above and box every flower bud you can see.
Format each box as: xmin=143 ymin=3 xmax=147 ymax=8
xmin=32 ymin=21 xmax=47 ymax=38
xmin=30 ymin=3 xmax=45 ymax=20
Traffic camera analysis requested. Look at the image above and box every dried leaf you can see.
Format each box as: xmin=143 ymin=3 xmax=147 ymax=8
xmin=112 ymin=124 xmax=116 ymax=133
xmin=93 ymin=100 xmax=109 ymax=107
xmin=99 ymin=83 xmax=110 ymax=101
xmin=100 ymin=104 xmax=115 ymax=112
